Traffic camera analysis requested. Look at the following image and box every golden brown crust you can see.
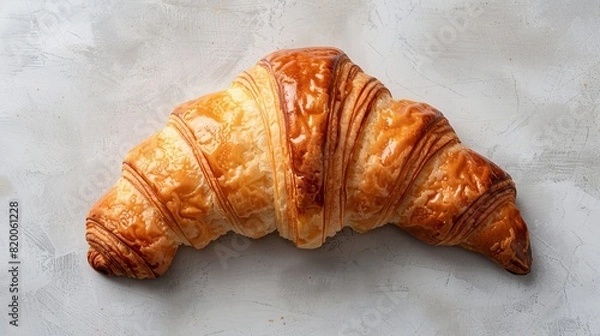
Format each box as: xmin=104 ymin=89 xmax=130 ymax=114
xmin=86 ymin=177 xmax=180 ymax=279
xmin=259 ymin=48 xmax=341 ymax=247
xmin=86 ymin=47 xmax=532 ymax=278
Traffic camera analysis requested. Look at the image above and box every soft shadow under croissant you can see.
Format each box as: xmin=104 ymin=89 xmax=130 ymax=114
xmin=85 ymin=47 xmax=532 ymax=279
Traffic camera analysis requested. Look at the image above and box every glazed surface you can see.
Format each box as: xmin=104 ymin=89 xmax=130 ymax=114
xmin=86 ymin=47 xmax=532 ymax=279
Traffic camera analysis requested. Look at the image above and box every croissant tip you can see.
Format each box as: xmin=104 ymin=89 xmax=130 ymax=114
xmin=505 ymin=237 xmax=532 ymax=275
xmin=87 ymin=247 xmax=118 ymax=277
xmin=86 ymin=216 xmax=162 ymax=279
xmin=459 ymin=203 xmax=533 ymax=275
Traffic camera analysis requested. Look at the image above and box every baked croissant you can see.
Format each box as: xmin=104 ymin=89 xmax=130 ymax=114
xmin=86 ymin=47 xmax=532 ymax=279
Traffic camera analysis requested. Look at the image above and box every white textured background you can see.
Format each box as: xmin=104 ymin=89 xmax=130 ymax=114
xmin=1 ymin=0 xmax=599 ymax=335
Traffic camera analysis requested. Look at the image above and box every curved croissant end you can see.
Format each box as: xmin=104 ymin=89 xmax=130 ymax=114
xmin=86 ymin=47 xmax=532 ymax=279
xmin=457 ymin=160 xmax=532 ymax=275
xmin=86 ymin=179 xmax=180 ymax=279
xmin=461 ymin=202 xmax=532 ymax=275
xmin=86 ymin=220 xmax=158 ymax=279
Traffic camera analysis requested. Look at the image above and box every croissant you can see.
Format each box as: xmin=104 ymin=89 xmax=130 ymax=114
xmin=86 ymin=47 xmax=532 ymax=279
